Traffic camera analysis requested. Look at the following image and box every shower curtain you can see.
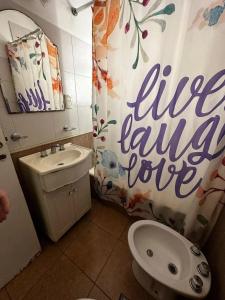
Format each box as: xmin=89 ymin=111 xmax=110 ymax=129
xmin=92 ymin=0 xmax=225 ymax=244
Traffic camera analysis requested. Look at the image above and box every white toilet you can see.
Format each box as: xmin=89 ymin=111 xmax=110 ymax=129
xmin=128 ymin=220 xmax=211 ymax=300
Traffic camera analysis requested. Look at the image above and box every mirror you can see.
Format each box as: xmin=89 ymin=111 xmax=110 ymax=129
xmin=0 ymin=9 xmax=64 ymax=113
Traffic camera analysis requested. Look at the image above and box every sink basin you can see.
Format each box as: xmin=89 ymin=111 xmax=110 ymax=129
xmin=37 ymin=149 xmax=82 ymax=171
xmin=19 ymin=143 xmax=92 ymax=192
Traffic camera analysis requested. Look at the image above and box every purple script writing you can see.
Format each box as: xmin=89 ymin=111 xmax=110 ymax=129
xmin=17 ymin=80 xmax=50 ymax=112
xmin=118 ymin=63 xmax=225 ymax=198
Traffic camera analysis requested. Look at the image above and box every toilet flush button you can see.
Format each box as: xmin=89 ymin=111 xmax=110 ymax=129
xmin=190 ymin=245 xmax=201 ymax=256
xmin=190 ymin=275 xmax=203 ymax=293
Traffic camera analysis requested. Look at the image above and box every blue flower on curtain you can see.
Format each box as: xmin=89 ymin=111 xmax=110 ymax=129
xmin=101 ymin=150 xmax=125 ymax=178
xmin=204 ymin=4 xmax=225 ymax=26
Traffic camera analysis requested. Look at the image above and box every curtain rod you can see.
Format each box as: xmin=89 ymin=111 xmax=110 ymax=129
xmin=71 ymin=1 xmax=93 ymax=16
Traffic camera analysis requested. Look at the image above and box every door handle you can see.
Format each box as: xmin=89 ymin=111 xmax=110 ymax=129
xmin=0 ymin=154 xmax=7 ymax=160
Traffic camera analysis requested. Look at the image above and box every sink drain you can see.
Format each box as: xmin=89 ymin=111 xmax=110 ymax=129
xmin=146 ymin=249 xmax=153 ymax=257
xmin=57 ymin=162 xmax=64 ymax=166
xmin=168 ymin=263 xmax=178 ymax=275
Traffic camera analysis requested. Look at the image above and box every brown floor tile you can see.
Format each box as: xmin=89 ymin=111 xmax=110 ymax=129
xmin=65 ymin=222 xmax=117 ymax=281
xmin=56 ymin=198 xmax=101 ymax=252
xmin=97 ymin=241 xmax=152 ymax=300
xmin=23 ymin=255 xmax=93 ymax=300
xmin=0 ymin=289 xmax=10 ymax=300
xmin=6 ymin=243 xmax=61 ymax=300
xmin=91 ymin=200 xmax=129 ymax=238
xmin=57 ymin=215 xmax=91 ymax=252
xmin=89 ymin=285 xmax=111 ymax=300
xmin=119 ymin=220 xmax=136 ymax=244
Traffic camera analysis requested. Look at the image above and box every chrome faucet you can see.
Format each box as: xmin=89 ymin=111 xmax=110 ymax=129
xmin=51 ymin=144 xmax=60 ymax=154
xmin=59 ymin=144 xmax=65 ymax=151
xmin=50 ymin=144 xmax=65 ymax=154
xmin=40 ymin=150 xmax=48 ymax=157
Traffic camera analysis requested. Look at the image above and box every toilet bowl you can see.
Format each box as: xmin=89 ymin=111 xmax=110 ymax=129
xmin=128 ymin=220 xmax=211 ymax=300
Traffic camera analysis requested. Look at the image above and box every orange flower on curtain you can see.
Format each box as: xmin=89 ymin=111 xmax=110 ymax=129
xmin=92 ymin=0 xmax=120 ymax=98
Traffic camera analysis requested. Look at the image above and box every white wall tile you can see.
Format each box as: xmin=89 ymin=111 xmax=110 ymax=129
xmin=12 ymin=112 xmax=55 ymax=149
xmin=0 ymin=58 xmax=12 ymax=80
xmin=0 ymin=100 xmax=21 ymax=152
xmin=77 ymin=105 xmax=92 ymax=135
xmin=72 ymin=37 xmax=92 ymax=77
xmin=57 ymin=33 xmax=74 ymax=74
xmin=75 ymin=74 xmax=92 ymax=106
xmin=52 ymin=106 xmax=79 ymax=139
xmin=62 ymin=71 xmax=76 ymax=98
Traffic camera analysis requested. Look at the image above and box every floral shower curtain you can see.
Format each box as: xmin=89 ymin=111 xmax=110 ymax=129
xmin=92 ymin=0 xmax=225 ymax=245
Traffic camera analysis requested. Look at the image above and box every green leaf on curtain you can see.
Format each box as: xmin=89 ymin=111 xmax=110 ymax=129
xmin=147 ymin=0 xmax=162 ymax=15
xmin=94 ymin=104 xmax=99 ymax=115
xmin=130 ymin=30 xmax=137 ymax=49
xmin=197 ymin=214 xmax=209 ymax=226
xmin=140 ymin=46 xmax=149 ymax=63
xmin=101 ymin=129 xmax=109 ymax=133
xmin=132 ymin=54 xmax=139 ymax=69
xmin=107 ymin=120 xmax=117 ymax=125
xmin=43 ymin=72 xmax=46 ymax=80
xmin=29 ymin=53 xmax=36 ymax=59
xmin=149 ymin=4 xmax=175 ymax=18
xmin=97 ymin=146 xmax=105 ymax=149
xmin=147 ymin=18 xmax=166 ymax=32
xmin=119 ymin=0 xmax=125 ymax=29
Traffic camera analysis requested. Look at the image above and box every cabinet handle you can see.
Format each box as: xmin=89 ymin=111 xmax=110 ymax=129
xmin=63 ymin=125 xmax=76 ymax=132
xmin=0 ymin=142 xmax=3 ymax=148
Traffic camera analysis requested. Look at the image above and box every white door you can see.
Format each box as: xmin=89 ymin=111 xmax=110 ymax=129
xmin=0 ymin=127 xmax=40 ymax=288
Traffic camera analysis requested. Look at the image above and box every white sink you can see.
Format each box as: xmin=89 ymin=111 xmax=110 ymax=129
xmin=19 ymin=143 xmax=92 ymax=192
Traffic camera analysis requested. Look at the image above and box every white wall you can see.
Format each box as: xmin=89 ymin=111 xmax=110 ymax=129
xmin=12 ymin=0 xmax=92 ymax=44
xmin=0 ymin=0 xmax=93 ymax=153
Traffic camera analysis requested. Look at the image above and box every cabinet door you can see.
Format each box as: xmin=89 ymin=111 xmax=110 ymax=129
xmin=74 ymin=173 xmax=91 ymax=219
xmin=44 ymin=183 xmax=76 ymax=241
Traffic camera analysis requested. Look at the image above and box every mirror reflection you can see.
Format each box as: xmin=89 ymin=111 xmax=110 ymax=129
xmin=0 ymin=10 xmax=64 ymax=113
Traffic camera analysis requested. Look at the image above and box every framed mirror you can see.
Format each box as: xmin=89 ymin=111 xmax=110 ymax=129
xmin=0 ymin=9 xmax=64 ymax=113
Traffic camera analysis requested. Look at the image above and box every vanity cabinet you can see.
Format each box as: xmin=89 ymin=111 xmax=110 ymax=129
xmin=19 ymin=144 xmax=93 ymax=242
xmin=43 ymin=173 xmax=91 ymax=241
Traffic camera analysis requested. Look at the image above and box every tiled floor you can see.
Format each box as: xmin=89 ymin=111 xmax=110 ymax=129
xmin=0 ymin=198 xmax=152 ymax=300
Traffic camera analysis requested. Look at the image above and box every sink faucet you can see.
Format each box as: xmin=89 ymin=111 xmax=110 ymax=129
xmin=51 ymin=144 xmax=60 ymax=154
xmin=50 ymin=144 xmax=65 ymax=154
xmin=59 ymin=144 xmax=65 ymax=151
xmin=40 ymin=150 xmax=48 ymax=157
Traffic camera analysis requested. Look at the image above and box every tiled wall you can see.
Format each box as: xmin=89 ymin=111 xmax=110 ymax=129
xmin=204 ymin=207 xmax=225 ymax=300
xmin=0 ymin=0 xmax=93 ymax=153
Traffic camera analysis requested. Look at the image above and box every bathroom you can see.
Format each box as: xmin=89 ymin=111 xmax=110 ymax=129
xmin=0 ymin=0 xmax=224 ymax=299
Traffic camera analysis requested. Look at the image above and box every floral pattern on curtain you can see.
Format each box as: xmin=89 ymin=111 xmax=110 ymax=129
xmin=92 ymin=0 xmax=225 ymax=245
xmin=6 ymin=29 xmax=64 ymax=112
